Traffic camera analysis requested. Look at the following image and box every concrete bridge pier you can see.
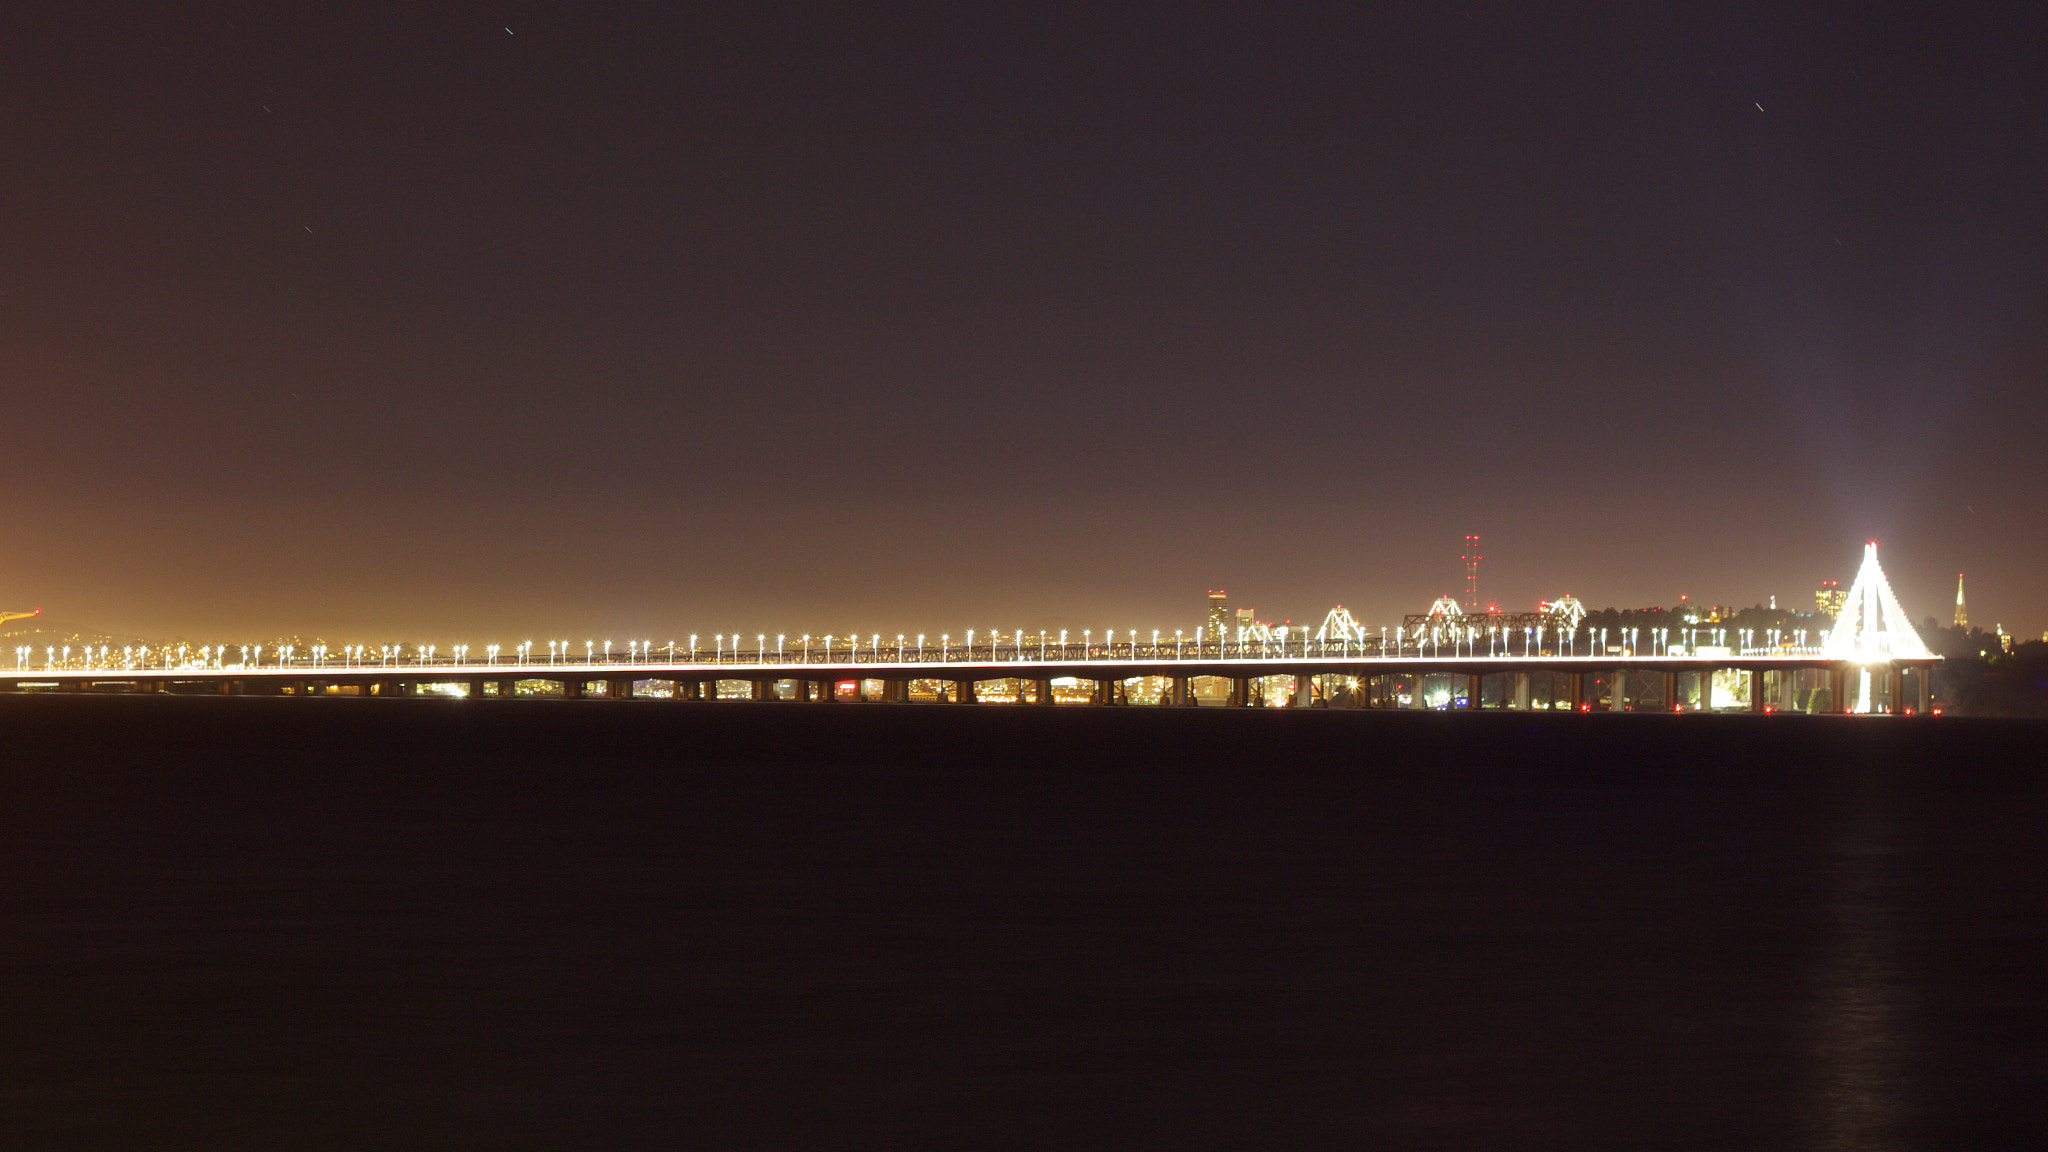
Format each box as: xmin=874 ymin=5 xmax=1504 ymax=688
xmin=1033 ymin=679 xmax=1054 ymax=705
xmin=955 ymin=679 xmax=976 ymax=704
xmin=1169 ymin=676 xmax=1189 ymax=707
xmin=1513 ymin=673 xmax=1530 ymax=710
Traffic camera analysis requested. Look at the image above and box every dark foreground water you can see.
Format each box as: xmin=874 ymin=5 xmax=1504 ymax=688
xmin=1 ymin=696 xmax=2043 ymax=1149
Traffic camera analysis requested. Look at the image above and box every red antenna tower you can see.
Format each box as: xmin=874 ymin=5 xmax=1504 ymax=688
xmin=1462 ymin=533 xmax=1481 ymax=610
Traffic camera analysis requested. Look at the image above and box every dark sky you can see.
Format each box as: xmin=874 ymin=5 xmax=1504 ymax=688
xmin=5 ymin=4 xmax=2043 ymax=643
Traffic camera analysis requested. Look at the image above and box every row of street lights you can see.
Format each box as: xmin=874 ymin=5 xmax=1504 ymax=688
xmin=8 ymin=623 xmax=1838 ymax=673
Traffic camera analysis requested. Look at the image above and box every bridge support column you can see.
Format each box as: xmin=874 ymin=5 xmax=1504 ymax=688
xmin=1033 ymin=679 xmax=1054 ymax=705
xmin=1701 ymin=669 xmax=1714 ymax=711
xmin=1513 ymin=673 xmax=1530 ymax=710
xmin=1610 ymin=669 xmax=1626 ymax=711
xmin=1294 ymin=673 xmax=1312 ymax=707
xmin=1660 ymin=671 xmax=1676 ymax=712
xmin=1830 ymin=666 xmax=1848 ymax=714
xmin=1170 ymin=677 xmax=1189 ymax=707
xmin=955 ymin=679 xmax=976 ymax=704
xmin=1569 ymin=674 xmax=1584 ymax=711
xmin=1750 ymin=671 xmax=1765 ymax=712
xmin=1465 ymin=673 xmax=1481 ymax=708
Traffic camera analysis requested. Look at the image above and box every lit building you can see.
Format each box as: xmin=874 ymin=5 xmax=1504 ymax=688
xmin=1954 ymin=574 xmax=1967 ymax=630
xmin=1815 ymin=581 xmax=1846 ymax=617
xmin=1207 ymin=590 xmax=1230 ymax=642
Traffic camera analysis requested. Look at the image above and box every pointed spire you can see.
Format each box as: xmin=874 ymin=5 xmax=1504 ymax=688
xmin=1954 ymin=573 xmax=1968 ymax=630
xmin=1822 ymin=542 xmax=1931 ymax=661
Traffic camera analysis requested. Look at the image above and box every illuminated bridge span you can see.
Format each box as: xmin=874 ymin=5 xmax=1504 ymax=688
xmin=0 ymin=551 xmax=1936 ymax=713
xmin=0 ymin=647 xmax=1935 ymax=715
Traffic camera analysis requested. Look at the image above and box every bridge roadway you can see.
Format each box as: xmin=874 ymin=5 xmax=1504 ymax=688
xmin=0 ymin=652 xmax=1938 ymax=713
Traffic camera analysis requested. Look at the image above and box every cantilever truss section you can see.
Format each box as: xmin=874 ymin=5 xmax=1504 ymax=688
xmin=1822 ymin=542 xmax=1931 ymax=661
xmin=1316 ymin=606 xmax=1365 ymax=643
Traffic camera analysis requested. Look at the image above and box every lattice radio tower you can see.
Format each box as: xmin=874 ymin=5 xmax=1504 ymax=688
xmin=1462 ymin=534 xmax=1481 ymax=611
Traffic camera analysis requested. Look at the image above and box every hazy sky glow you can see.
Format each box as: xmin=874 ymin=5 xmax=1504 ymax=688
xmin=3 ymin=4 xmax=2043 ymax=641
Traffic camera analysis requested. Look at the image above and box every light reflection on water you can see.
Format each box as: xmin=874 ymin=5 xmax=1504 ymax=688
xmin=1810 ymin=764 xmax=1915 ymax=1151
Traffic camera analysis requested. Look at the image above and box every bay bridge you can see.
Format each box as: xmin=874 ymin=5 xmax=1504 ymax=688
xmin=0 ymin=545 xmax=1939 ymax=714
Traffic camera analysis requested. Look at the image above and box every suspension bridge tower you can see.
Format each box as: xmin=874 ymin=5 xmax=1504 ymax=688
xmin=1462 ymin=534 xmax=1481 ymax=611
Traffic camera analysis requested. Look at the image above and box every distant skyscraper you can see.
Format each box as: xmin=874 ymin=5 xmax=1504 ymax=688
xmin=1815 ymin=580 xmax=1846 ymax=617
xmin=1954 ymin=574 xmax=1967 ymax=629
xmin=1207 ymin=590 xmax=1230 ymax=641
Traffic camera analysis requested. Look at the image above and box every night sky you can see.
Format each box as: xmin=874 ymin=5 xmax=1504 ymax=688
xmin=5 ymin=4 xmax=2043 ymax=643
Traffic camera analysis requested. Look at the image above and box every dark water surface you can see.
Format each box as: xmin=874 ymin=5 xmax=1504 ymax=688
xmin=2 ymin=695 xmax=2042 ymax=1148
